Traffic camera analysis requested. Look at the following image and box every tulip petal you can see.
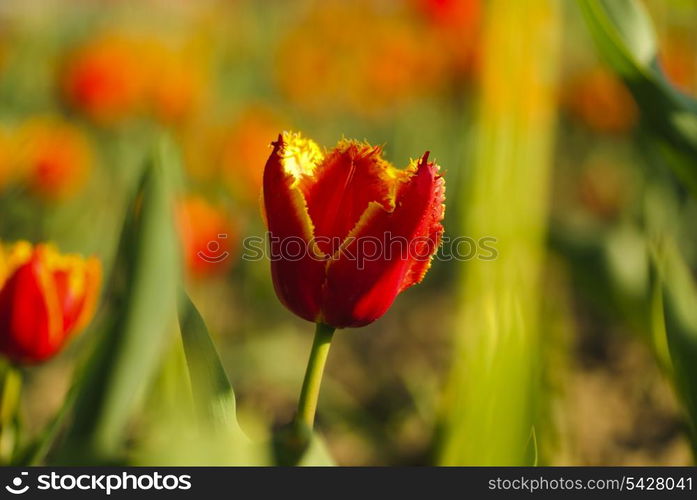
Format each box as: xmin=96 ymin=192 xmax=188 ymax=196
xmin=0 ymin=241 xmax=33 ymax=288
xmin=300 ymin=141 xmax=397 ymax=254
xmin=262 ymin=134 xmax=327 ymax=322
xmin=52 ymin=256 xmax=101 ymax=335
xmin=0 ymin=254 xmax=63 ymax=362
xmin=322 ymin=154 xmax=444 ymax=328
xmin=398 ymin=155 xmax=446 ymax=292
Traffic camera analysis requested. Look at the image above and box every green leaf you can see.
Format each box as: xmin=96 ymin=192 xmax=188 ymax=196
xmin=178 ymin=291 xmax=244 ymax=438
xmin=577 ymin=0 xmax=697 ymax=196
xmin=297 ymin=434 xmax=335 ymax=466
xmin=55 ymin=138 xmax=181 ymax=463
xmin=657 ymin=243 xmax=697 ymax=452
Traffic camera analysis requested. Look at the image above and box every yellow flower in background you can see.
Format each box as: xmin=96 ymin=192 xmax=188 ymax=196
xmin=275 ymin=0 xmax=446 ymax=117
xmin=144 ymin=42 xmax=208 ymax=125
xmin=17 ymin=116 xmax=93 ymax=201
xmin=0 ymin=127 xmax=18 ymax=193
xmin=180 ymin=106 xmax=286 ymax=205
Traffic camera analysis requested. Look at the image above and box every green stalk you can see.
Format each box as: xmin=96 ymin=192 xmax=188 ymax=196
xmin=0 ymin=365 xmax=22 ymax=464
xmin=295 ymin=323 xmax=335 ymax=431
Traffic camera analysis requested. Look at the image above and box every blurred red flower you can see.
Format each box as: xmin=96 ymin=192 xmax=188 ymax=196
xmin=62 ymin=35 xmax=147 ymax=124
xmin=17 ymin=116 xmax=93 ymax=201
xmin=416 ymin=0 xmax=481 ymax=78
xmin=176 ymin=196 xmax=237 ymax=279
xmin=660 ymin=33 xmax=697 ymax=97
xmin=0 ymin=242 xmax=101 ymax=364
xmin=262 ymin=132 xmax=445 ymax=328
xmin=275 ymin=0 xmax=445 ymax=117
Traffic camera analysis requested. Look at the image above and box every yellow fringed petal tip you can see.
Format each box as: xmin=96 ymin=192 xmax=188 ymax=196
xmin=280 ymin=131 xmax=324 ymax=182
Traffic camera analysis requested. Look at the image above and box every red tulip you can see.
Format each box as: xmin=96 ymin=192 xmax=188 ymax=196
xmin=262 ymin=132 xmax=445 ymax=328
xmin=0 ymin=242 xmax=101 ymax=364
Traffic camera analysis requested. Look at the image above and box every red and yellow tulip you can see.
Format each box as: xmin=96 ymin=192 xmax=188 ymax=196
xmin=0 ymin=242 xmax=101 ymax=364
xmin=262 ymin=132 xmax=445 ymax=329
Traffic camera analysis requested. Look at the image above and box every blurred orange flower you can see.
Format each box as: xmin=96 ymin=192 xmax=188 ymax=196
xmin=219 ymin=107 xmax=285 ymax=202
xmin=0 ymin=127 xmax=17 ymax=192
xmin=144 ymin=43 xmax=207 ymax=125
xmin=660 ymin=33 xmax=697 ymax=97
xmin=276 ymin=0 xmax=445 ymax=116
xmin=62 ymin=34 xmax=148 ymax=124
xmin=176 ymin=196 xmax=237 ymax=279
xmin=564 ymin=67 xmax=638 ymax=134
xmin=415 ymin=0 xmax=481 ymax=79
xmin=0 ymin=241 xmax=101 ymax=364
xmin=17 ymin=116 xmax=93 ymax=201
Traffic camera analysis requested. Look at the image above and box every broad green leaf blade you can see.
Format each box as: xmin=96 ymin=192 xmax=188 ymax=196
xmin=178 ymin=291 xmax=244 ymax=437
xmin=658 ymin=244 xmax=697 ymax=452
xmin=577 ymin=0 xmax=656 ymax=75
xmin=438 ymin=0 xmax=561 ymax=465
xmin=577 ymin=0 xmax=697 ymax=196
xmin=56 ymin=138 xmax=181 ymax=463
xmin=178 ymin=293 xmax=334 ymax=465
xmin=297 ymin=434 xmax=335 ymax=466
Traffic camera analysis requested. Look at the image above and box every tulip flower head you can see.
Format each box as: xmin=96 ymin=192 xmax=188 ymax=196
xmin=262 ymin=132 xmax=445 ymax=328
xmin=0 ymin=242 xmax=101 ymax=364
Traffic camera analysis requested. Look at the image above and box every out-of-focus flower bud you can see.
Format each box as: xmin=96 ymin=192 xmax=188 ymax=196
xmin=17 ymin=116 xmax=93 ymax=201
xmin=176 ymin=196 xmax=237 ymax=279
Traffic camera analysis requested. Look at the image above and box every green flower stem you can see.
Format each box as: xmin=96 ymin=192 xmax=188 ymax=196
xmin=295 ymin=323 xmax=335 ymax=431
xmin=0 ymin=365 xmax=22 ymax=464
